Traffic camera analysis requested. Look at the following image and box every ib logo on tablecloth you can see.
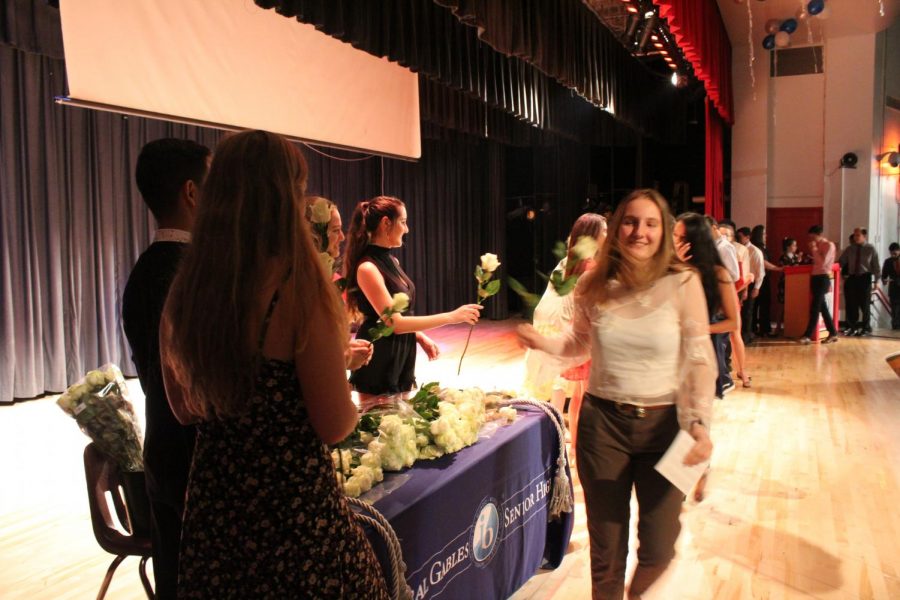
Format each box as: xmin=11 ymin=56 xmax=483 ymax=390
xmin=471 ymin=497 xmax=501 ymax=566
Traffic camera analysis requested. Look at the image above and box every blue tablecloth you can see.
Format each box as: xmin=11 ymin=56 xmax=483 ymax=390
xmin=358 ymin=405 xmax=574 ymax=600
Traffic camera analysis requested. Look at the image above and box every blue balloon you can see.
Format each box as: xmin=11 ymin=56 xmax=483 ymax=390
xmin=807 ymin=0 xmax=825 ymax=16
xmin=780 ymin=18 xmax=798 ymax=33
xmin=763 ymin=34 xmax=776 ymax=50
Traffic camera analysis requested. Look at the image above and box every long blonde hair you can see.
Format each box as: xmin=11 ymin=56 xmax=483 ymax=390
xmin=164 ymin=130 xmax=347 ymax=419
xmin=577 ymin=188 xmax=685 ymax=307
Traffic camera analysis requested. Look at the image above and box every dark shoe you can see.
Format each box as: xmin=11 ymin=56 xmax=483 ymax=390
xmin=822 ymin=336 xmax=839 ymax=344
xmin=722 ymin=381 xmax=735 ymax=395
xmin=852 ymin=329 xmax=865 ymax=336
xmin=800 ymin=336 xmax=813 ymax=344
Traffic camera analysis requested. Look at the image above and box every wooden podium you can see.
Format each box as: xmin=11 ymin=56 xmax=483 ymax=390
xmin=782 ymin=264 xmax=841 ymax=340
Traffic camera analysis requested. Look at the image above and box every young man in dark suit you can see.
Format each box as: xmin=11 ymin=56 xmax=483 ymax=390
xmin=122 ymin=138 xmax=211 ymax=599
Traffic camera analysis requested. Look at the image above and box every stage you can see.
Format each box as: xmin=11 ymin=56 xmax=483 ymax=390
xmin=1 ymin=320 xmax=899 ymax=599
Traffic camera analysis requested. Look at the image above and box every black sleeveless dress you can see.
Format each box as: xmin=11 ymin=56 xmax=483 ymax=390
xmin=177 ymin=283 xmax=389 ymax=599
xmin=348 ymin=245 xmax=417 ymax=395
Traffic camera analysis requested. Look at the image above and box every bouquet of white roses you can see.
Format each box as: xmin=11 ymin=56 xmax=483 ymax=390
xmin=332 ymin=386 xmax=518 ymax=498
xmin=57 ymin=364 xmax=144 ymax=472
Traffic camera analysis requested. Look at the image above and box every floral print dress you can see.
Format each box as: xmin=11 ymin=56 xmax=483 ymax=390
xmin=177 ymin=285 xmax=389 ymax=599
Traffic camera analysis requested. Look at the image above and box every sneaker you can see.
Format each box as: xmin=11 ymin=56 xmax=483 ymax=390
xmin=799 ymin=337 xmax=813 ymax=344
xmin=721 ymin=381 xmax=735 ymax=395
xmin=823 ymin=335 xmax=839 ymax=344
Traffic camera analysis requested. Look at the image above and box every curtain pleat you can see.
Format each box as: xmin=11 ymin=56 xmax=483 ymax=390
xmin=256 ymin=0 xmax=686 ymax=142
xmin=1 ymin=42 xmax=516 ymax=403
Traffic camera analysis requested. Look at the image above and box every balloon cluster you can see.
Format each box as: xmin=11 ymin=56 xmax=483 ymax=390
xmin=761 ymin=0 xmax=830 ymax=50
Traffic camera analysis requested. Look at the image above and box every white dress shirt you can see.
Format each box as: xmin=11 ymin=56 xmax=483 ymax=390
xmin=745 ymin=242 xmax=766 ymax=291
xmin=714 ymin=237 xmax=739 ymax=283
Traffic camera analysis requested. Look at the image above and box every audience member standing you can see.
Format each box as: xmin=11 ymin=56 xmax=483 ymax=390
xmin=775 ymin=238 xmax=801 ymax=335
xmin=674 ymin=213 xmax=740 ymax=501
xmin=717 ymin=221 xmax=752 ymax=388
xmin=704 ymin=217 xmax=740 ymax=392
xmin=882 ymin=242 xmax=900 ymax=330
xmin=737 ymin=227 xmax=765 ymax=345
xmin=160 ymin=130 xmax=388 ymax=598
xmin=518 ymin=190 xmax=715 ymax=599
xmin=801 ymin=225 xmax=839 ymax=344
xmin=749 ymin=225 xmax=783 ymax=337
xmin=122 ymin=138 xmax=210 ymax=600
xmin=838 ymin=228 xmax=880 ymax=336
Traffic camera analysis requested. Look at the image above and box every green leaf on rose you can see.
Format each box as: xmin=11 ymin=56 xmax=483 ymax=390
xmin=552 ymin=241 xmax=568 ymax=261
xmin=483 ymin=279 xmax=501 ymax=297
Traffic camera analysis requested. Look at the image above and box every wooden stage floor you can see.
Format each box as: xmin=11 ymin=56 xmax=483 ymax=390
xmin=1 ymin=320 xmax=898 ymax=599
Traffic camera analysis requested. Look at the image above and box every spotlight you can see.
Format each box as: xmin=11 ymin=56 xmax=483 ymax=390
xmin=839 ymin=152 xmax=858 ymax=169
xmin=670 ymin=72 xmax=688 ymax=88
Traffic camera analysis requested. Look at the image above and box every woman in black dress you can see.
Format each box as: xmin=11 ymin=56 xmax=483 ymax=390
xmin=344 ymin=196 xmax=482 ymax=397
xmin=160 ymin=130 xmax=388 ymax=599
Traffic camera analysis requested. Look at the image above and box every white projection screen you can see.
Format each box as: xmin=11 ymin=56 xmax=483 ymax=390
xmin=58 ymin=0 xmax=421 ymax=159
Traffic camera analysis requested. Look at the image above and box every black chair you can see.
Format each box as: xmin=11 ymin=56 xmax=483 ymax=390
xmin=83 ymin=442 xmax=154 ymax=599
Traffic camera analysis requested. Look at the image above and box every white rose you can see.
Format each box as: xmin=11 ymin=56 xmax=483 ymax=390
xmin=310 ymin=198 xmax=333 ymax=224
xmin=85 ymin=370 xmax=107 ymax=389
xmin=571 ymin=236 xmax=599 ymax=261
xmin=391 ymin=292 xmax=410 ymax=313
xmin=499 ymin=406 xmax=517 ymax=422
xmin=318 ymin=252 xmax=335 ymax=273
xmin=480 ymin=253 xmax=501 ymax=273
xmin=343 ymin=480 xmax=362 ymax=498
xmin=360 ymin=451 xmax=381 ymax=469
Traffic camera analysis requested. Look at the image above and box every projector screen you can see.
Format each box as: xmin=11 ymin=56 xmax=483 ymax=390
xmin=58 ymin=0 xmax=421 ymax=159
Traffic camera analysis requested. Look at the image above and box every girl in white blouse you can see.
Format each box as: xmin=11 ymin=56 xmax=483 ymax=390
xmin=518 ymin=189 xmax=716 ymax=599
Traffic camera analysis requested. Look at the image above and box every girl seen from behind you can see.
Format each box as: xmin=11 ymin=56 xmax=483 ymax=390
xmin=160 ymin=130 xmax=388 ymax=599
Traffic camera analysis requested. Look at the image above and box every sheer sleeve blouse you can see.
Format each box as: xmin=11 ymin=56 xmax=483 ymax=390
xmin=542 ymin=269 xmax=716 ymax=430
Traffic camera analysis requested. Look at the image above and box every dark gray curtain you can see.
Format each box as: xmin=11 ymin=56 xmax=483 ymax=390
xmin=0 ymin=1 xmax=601 ymax=403
xmin=0 ymin=46 xmax=509 ymax=403
xmin=255 ymin=0 xmax=686 ymax=143
xmin=0 ymin=44 xmax=223 ymax=402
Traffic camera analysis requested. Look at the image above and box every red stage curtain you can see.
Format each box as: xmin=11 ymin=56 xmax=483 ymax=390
xmin=705 ymin=98 xmax=724 ymax=220
xmin=654 ymin=0 xmax=734 ymax=125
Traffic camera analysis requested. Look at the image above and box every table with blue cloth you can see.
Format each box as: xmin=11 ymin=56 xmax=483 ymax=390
xmin=358 ymin=404 xmax=574 ymax=600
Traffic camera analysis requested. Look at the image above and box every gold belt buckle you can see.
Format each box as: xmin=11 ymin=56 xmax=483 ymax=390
xmin=635 ymin=406 xmax=646 ymax=418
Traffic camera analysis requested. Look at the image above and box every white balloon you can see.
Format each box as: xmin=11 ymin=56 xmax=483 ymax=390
xmin=774 ymin=31 xmax=791 ymax=48
xmin=816 ymin=5 xmax=831 ymax=19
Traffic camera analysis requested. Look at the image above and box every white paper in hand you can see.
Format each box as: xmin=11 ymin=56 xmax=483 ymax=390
xmin=654 ymin=429 xmax=709 ymax=496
